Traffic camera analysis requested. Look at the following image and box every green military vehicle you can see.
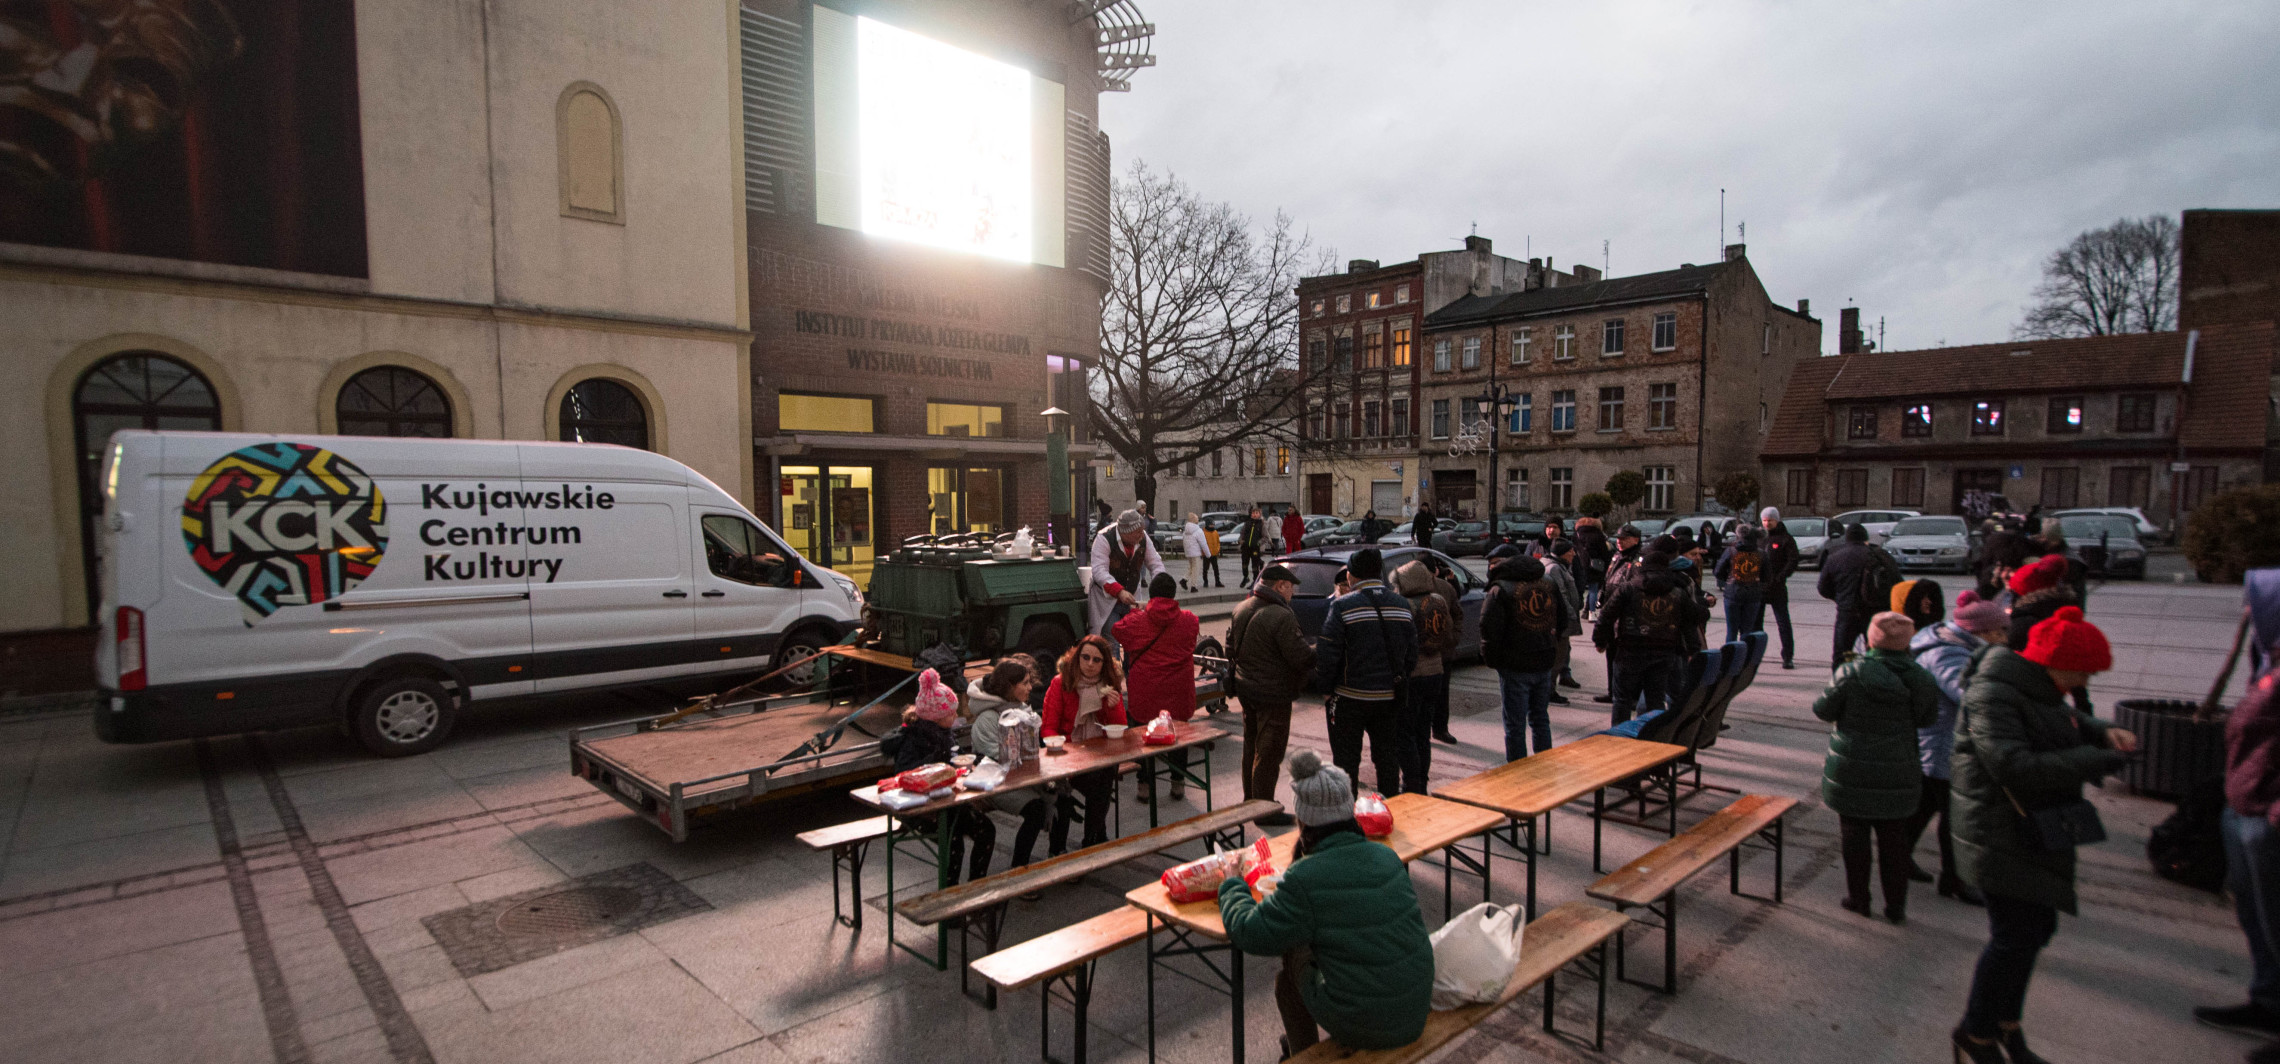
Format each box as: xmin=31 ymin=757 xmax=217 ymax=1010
xmin=860 ymin=533 xmax=1087 ymax=668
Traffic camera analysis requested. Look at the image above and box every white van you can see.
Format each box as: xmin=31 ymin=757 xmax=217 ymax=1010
xmin=93 ymin=431 xmax=861 ymax=756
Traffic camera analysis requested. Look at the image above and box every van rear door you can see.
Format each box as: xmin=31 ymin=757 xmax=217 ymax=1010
xmin=523 ymin=447 xmax=695 ymax=692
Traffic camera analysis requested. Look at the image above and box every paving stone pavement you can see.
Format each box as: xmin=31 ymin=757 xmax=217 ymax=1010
xmin=0 ymin=571 xmax=2259 ymax=1064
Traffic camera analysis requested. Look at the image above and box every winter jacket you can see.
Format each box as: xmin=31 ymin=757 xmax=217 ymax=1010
xmin=1714 ymin=545 xmax=1766 ymax=595
xmin=1240 ymin=516 xmax=1266 ymax=553
xmin=1217 ymin=830 xmax=1434 ymax=1050
xmin=1393 ymin=561 xmax=1456 ymax=677
xmin=1228 ymin=585 xmax=1314 ymax=704
xmin=2004 ymin=585 xmax=2083 ymax=651
xmin=1315 ymin=580 xmax=1417 ymax=701
xmin=1593 ymin=559 xmax=1708 ymax=660
xmin=882 ymin=717 xmax=956 ymax=771
xmin=1950 ymin=646 xmax=2128 ymax=912
xmin=1542 ymin=559 xmax=1582 ymax=637
xmin=1481 ymin=558 xmax=1567 ymax=674
xmin=1762 ymin=524 xmax=1800 ymax=596
xmin=1602 ymin=545 xmax=1645 ymax=599
xmin=1113 ymin=596 xmax=1200 ymax=723
xmin=1181 ymin=521 xmax=1209 ymax=559
xmin=1413 ymin=510 xmax=1439 ymax=547
xmin=1040 ymin=675 xmax=1126 ymax=738
xmin=1908 ymin=621 xmax=1985 ymax=780
xmin=2227 ymin=670 xmax=2280 ymax=822
xmin=1281 ymin=512 xmax=1306 ymax=554
xmin=1574 ymin=526 xmax=1613 ymax=587
xmin=1813 ymin=648 xmax=1940 ymax=820
xmin=1818 ymin=541 xmax=1899 ymax=614
xmin=965 ymin=689 xmax=1042 ymax=765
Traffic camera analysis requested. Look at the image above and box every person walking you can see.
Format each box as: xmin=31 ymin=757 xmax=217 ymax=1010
xmin=1240 ymin=506 xmax=1268 ymax=584
xmin=1180 ymin=513 xmax=1209 ymax=593
xmin=1948 ymin=607 xmax=2136 ymax=1064
xmin=1315 ymin=548 xmax=1416 ymax=795
xmin=1114 ymin=573 xmax=1200 ymax=802
xmin=1760 ymin=507 xmax=1800 ymax=669
xmin=1281 ymin=509 xmax=1307 ymax=557
xmin=1714 ymin=525 xmax=1769 ymax=646
xmin=1545 ymin=539 xmax=1584 ymax=701
xmin=1907 ymin=594 xmax=2009 ymax=906
xmin=1819 ymin=522 xmax=1897 ymax=670
xmin=1228 ymin=564 xmax=1313 ymax=827
xmin=1413 ymin=504 xmax=1439 ymax=556
xmin=1483 ymin=555 xmax=1568 ymax=759
xmin=1816 ymin=612 xmax=1940 ymax=923
xmin=1090 ymin=509 xmax=1165 ymax=638
xmin=1393 ymin=560 xmax=1454 ymax=794
xmin=1594 ymin=546 xmax=1706 ymax=725
xmin=1217 ymin=750 xmax=1434 ymax=1056
xmin=1041 ymin=636 xmax=1128 ymax=849
xmin=2197 ymin=641 xmax=2280 ymax=1055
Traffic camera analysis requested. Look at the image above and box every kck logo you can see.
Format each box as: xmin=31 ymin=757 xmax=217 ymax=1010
xmin=182 ymin=443 xmax=390 ymax=623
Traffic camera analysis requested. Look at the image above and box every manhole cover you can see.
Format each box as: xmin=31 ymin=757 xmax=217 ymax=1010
xmin=496 ymin=886 xmax=645 ymax=936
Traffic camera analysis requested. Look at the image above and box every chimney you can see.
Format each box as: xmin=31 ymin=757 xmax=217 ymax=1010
xmin=1463 ymin=235 xmax=1492 ymax=253
xmin=1570 ymin=264 xmax=1602 ymax=284
xmin=1797 ymin=298 xmax=1810 ymax=316
xmin=1840 ymin=307 xmax=1863 ymax=354
xmin=1347 ymin=259 xmax=1379 ymax=274
xmin=1724 ymin=243 xmax=1746 ymax=262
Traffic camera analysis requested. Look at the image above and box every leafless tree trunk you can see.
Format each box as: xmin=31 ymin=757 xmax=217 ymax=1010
xmin=2014 ymin=214 xmax=2179 ymax=339
xmin=1091 ymin=163 xmax=1326 ymax=513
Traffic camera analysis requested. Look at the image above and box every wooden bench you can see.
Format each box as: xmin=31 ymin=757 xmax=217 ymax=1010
xmin=1289 ymin=902 xmax=1632 ymax=1062
xmin=901 ymin=798 xmax=1281 ymax=1006
xmin=1586 ymin=793 xmax=1796 ymax=994
xmin=970 ymin=907 xmax=1153 ymax=1064
xmin=796 ymin=815 xmax=891 ymax=930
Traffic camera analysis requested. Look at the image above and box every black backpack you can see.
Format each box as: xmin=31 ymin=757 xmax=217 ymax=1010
xmin=2147 ymin=772 xmax=2229 ymax=894
xmin=1862 ymin=546 xmax=1903 ymax=611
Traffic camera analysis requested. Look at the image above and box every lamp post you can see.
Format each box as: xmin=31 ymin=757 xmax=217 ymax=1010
xmin=1479 ymin=385 xmax=1519 ymax=545
xmin=1041 ymin=406 xmax=1071 ymax=548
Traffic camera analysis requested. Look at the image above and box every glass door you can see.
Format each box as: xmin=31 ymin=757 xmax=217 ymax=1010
xmin=781 ymin=465 xmax=876 ymax=588
xmin=927 ymin=467 xmax=1007 ymax=538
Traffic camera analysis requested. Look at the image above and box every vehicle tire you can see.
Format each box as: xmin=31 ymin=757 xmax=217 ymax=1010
xmin=1015 ymin=617 xmax=1073 ymax=674
xmin=348 ymin=674 xmax=456 ymax=757
xmin=770 ymin=626 xmax=837 ymax=691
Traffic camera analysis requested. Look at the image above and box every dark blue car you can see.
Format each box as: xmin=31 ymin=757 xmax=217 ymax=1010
xmin=1271 ymin=545 xmax=1487 ymax=662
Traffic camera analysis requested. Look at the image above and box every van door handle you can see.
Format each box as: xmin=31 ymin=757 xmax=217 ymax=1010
xmin=701 ymin=590 xmax=725 ymax=598
xmin=662 ymin=590 xmax=688 ymax=598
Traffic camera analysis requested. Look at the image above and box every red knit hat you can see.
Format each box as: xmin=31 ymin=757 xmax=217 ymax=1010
xmin=2007 ymin=554 xmax=2069 ymax=595
xmin=2020 ymin=606 xmax=2112 ymax=673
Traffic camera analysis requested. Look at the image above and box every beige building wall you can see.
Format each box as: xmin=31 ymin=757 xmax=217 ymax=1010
xmin=1 ymin=0 xmax=753 ymax=635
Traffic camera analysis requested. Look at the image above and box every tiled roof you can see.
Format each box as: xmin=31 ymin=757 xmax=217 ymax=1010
xmin=1819 ymin=331 xmax=2190 ymax=400
xmin=1426 ymin=262 xmax=1732 ymax=327
xmin=1759 ymin=354 xmax=1850 ymax=458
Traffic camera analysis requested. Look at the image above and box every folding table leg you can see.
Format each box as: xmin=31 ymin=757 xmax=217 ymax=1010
xmin=1593 ymin=788 xmax=1606 ymax=872
xmin=1145 ymin=913 xmax=1158 ymax=1064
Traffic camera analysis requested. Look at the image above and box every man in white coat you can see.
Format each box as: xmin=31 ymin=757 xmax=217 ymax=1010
xmin=1090 ymin=508 xmax=1166 ymax=637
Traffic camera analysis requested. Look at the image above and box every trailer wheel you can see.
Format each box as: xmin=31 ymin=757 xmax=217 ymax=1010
xmin=349 ymin=674 xmax=456 ymax=757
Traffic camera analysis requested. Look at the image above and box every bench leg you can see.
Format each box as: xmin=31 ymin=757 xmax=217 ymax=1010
xmin=1593 ymin=788 xmax=1605 ymax=872
xmin=1042 ymin=959 xmax=1095 ymax=1064
xmin=832 ymin=840 xmax=870 ymax=931
xmin=1594 ymin=939 xmax=1609 ymax=1051
xmin=960 ymin=902 xmax=1008 ymax=1008
xmin=1145 ymin=913 xmax=1156 ymax=1064
xmin=1662 ymin=893 xmax=1678 ymax=995
xmin=1524 ymin=817 xmax=1537 ymax=921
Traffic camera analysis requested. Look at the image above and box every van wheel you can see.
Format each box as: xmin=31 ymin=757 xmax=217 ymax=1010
xmin=771 ymin=628 xmax=834 ymax=691
xmin=349 ymin=675 xmax=456 ymax=757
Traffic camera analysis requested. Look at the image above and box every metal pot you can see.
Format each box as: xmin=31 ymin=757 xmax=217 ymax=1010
xmin=2112 ymin=698 xmax=2228 ymax=800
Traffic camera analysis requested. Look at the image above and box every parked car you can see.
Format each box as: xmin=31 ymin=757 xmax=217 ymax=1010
xmin=1432 ymin=520 xmax=1494 ymax=556
xmin=1783 ymin=516 xmax=1830 ymax=569
xmin=1497 ymin=512 xmax=1549 ymax=541
xmin=1883 ymin=515 xmax=1975 ymax=574
xmin=1378 ymin=520 xmax=1416 ymax=546
xmin=1304 ymin=519 xmax=1367 ymax=548
xmin=1668 ymin=514 xmax=1741 ymax=545
xmin=1829 ymin=509 xmax=1921 ymax=544
xmin=2048 ymin=507 xmax=2165 ymax=543
xmin=2057 ymin=513 xmax=2148 ymax=579
xmin=1274 ymin=545 xmax=1486 ymax=661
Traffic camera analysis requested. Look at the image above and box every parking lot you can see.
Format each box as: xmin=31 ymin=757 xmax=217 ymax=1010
xmin=0 ymin=570 xmax=2256 ymax=1064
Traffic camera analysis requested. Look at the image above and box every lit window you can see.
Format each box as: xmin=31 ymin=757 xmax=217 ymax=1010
xmin=1550 ymin=389 xmax=1576 ymax=432
xmin=1366 ymin=292 xmax=1382 ymax=309
xmin=780 ymin=392 xmax=877 ymax=432
xmin=1652 ymin=312 xmax=1677 ymax=351
xmin=1276 ymin=446 xmax=1290 ymax=475
xmin=1310 ymin=299 xmax=1324 ymax=317
xmin=1972 ymin=400 xmax=2005 ymax=436
xmin=1602 ymin=318 xmax=1625 ymax=356
xmin=1391 ymin=327 xmax=1412 ymax=366
xmin=926 ymin=401 xmax=1004 ymax=437
xmin=1903 ymin=402 xmax=1933 ymax=437
xmin=2047 ymin=396 xmax=2083 ymax=434
xmin=1461 ymin=336 xmax=1481 ymax=369
xmin=1848 ymin=406 xmax=1878 ymax=439
xmin=1554 ymin=324 xmax=1575 ymax=360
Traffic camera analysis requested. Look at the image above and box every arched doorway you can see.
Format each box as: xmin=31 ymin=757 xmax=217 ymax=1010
xmin=336 ymin=365 xmax=453 ymax=437
xmin=72 ymin=353 xmax=222 ymax=616
xmin=558 ymin=377 xmax=649 ymax=448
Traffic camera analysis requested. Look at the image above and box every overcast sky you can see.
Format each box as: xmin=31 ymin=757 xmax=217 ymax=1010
xmin=1098 ymin=1 xmax=2279 ymax=353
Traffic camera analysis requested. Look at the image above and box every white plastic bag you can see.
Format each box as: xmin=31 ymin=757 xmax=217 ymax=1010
xmin=1428 ymin=902 xmax=1525 ymax=1008
xmin=961 ymin=758 xmax=1009 ymax=792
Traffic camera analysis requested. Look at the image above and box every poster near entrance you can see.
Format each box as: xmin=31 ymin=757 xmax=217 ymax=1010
xmin=927 ymin=467 xmax=1007 ymax=536
xmin=782 ymin=466 xmax=876 ymax=586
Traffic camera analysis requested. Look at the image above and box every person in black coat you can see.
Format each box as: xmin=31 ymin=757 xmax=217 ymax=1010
xmin=1820 ymin=523 xmax=1882 ymax=670
xmin=1413 ymin=505 xmax=1439 ymax=552
xmin=1760 ymin=507 xmax=1801 ymax=669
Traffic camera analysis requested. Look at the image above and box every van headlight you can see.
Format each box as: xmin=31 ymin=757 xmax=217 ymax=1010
xmin=833 ymin=574 xmax=862 ymax=607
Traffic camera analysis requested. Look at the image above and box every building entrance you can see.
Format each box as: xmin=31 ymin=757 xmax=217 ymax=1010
xmin=1952 ymin=468 xmax=2004 ymax=517
xmin=781 ymin=465 xmax=875 ymax=588
xmin=927 ymin=467 xmax=1007 ymax=537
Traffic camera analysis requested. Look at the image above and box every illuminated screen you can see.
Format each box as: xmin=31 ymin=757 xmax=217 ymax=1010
xmin=812 ymin=9 xmax=1063 ymax=265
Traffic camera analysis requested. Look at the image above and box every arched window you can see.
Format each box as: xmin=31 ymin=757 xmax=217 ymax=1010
xmin=558 ymin=82 xmax=623 ymax=223
xmin=559 ymin=378 xmax=648 ymax=448
xmin=337 ymin=366 xmax=452 ymax=438
xmin=73 ymin=353 xmax=221 ymax=613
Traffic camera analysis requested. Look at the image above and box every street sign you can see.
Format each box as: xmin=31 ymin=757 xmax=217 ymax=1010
xmin=2170 ymin=461 xmax=2192 ymax=472
xmin=2007 ymin=465 xmax=2023 ymax=479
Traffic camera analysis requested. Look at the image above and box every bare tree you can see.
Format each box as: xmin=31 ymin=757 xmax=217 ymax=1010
xmin=2014 ymin=214 xmax=2179 ymax=339
xmin=1091 ymin=163 xmax=1324 ymax=511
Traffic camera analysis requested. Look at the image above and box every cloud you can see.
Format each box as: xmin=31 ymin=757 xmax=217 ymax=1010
xmin=1100 ymin=0 xmax=2280 ymax=351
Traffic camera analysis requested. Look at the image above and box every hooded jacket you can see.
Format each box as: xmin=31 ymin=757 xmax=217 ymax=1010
xmin=1813 ymin=648 xmax=1940 ymax=819
xmin=1541 ymin=556 xmax=1582 ymax=636
xmin=1217 ymin=830 xmax=1434 ymax=1049
xmin=1593 ymin=556 xmax=1708 ymax=659
xmin=1950 ymin=646 xmax=2128 ymax=912
xmin=1228 ymin=583 xmax=1314 ymax=704
xmin=1281 ymin=512 xmax=1306 ymax=553
xmin=1393 ymin=560 xmax=1456 ymax=677
xmin=1908 ymin=620 xmax=1985 ymax=780
xmin=1113 ymin=595 xmax=1200 ymax=722
xmin=1481 ymin=557 xmax=1567 ymax=673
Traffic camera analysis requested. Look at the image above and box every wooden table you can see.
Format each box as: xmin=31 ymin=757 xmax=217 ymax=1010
xmin=1121 ymin=793 xmax=1506 ymax=1064
xmin=850 ymin=721 xmax=1228 ymax=969
xmin=1435 ymin=734 xmax=1691 ymax=919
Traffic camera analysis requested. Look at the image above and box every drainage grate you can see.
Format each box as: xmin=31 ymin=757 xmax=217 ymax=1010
xmin=423 ymin=862 xmax=710 ymax=977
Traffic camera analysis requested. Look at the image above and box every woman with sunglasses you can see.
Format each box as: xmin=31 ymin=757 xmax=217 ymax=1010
xmin=1042 ymin=635 xmax=1128 ymax=848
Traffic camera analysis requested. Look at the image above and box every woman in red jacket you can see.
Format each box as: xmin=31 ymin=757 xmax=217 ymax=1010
xmin=1041 ymin=635 xmax=1126 ymax=848
xmin=1114 ymin=573 xmax=1201 ymax=801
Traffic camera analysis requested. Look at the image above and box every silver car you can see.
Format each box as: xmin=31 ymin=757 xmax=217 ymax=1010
xmin=1883 ymin=515 xmax=1974 ymax=573
xmin=1830 ymin=509 xmax=1922 ymax=545
xmin=1783 ymin=516 xmax=1829 ymax=569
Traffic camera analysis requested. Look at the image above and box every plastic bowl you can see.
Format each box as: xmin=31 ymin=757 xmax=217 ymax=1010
xmin=1102 ymin=725 xmax=1129 ymax=739
xmin=1043 ymin=735 xmax=1067 ymax=749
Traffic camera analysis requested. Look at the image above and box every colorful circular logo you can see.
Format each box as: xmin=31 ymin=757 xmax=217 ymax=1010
xmin=181 ymin=443 xmax=389 ymax=623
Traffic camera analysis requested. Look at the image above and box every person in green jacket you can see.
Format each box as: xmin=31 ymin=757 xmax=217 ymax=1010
xmin=1948 ymin=606 xmax=2138 ymax=1064
xmin=1217 ymin=749 xmax=1434 ymax=1055
xmin=1816 ymin=611 xmax=1941 ymax=924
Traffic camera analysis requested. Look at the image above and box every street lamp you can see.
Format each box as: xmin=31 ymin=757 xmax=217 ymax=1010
xmin=1040 ymin=406 xmax=1071 ymax=548
xmin=1479 ymin=385 xmax=1519 ymax=542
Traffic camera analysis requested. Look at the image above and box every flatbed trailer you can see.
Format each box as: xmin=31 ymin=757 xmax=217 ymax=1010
xmin=569 ymin=644 xmax=1230 ymax=841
